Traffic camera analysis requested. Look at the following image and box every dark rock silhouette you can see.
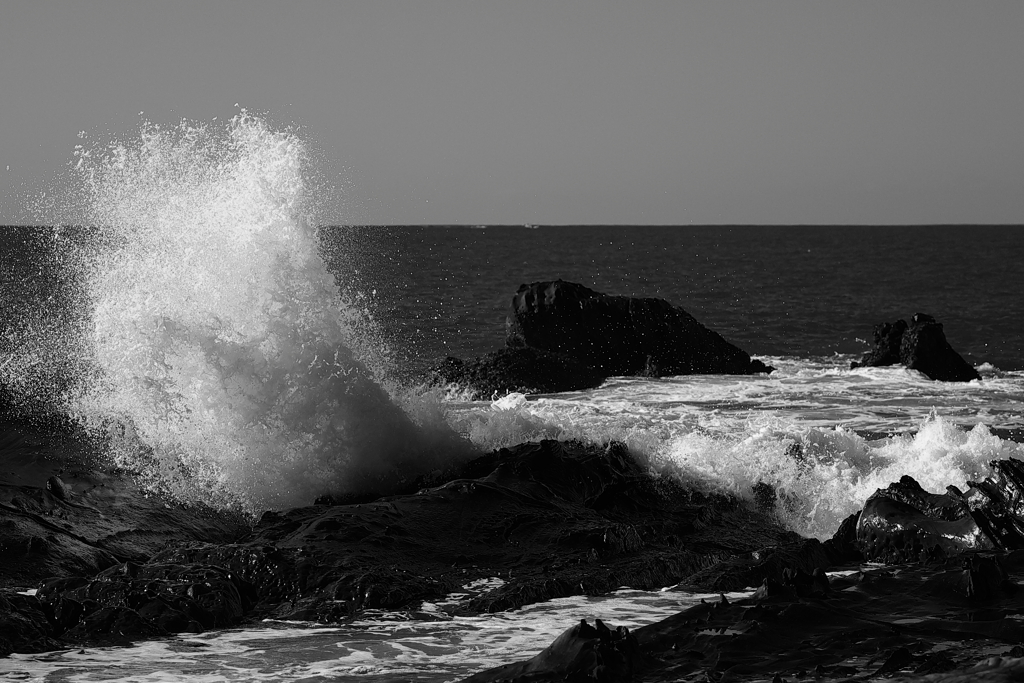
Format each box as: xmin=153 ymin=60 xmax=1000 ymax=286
xmin=856 ymin=459 xmax=1024 ymax=564
xmin=507 ymin=280 xmax=773 ymax=377
xmin=853 ymin=313 xmax=980 ymax=381
xmin=463 ymin=618 xmax=645 ymax=683
xmin=428 ymin=347 xmax=604 ymax=397
xmin=430 ymin=280 xmax=772 ymax=396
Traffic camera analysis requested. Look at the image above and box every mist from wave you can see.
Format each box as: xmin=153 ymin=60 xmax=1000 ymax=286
xmin=7 ymin=114 xmax=471 ymax=515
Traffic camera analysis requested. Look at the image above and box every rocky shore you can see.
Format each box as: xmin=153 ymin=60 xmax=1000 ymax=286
xmin=0 ymin=281 xmax=1008 ymax=679
xmin=5 ymin=409 xmax=1024 ymax=681
xmin=1 ymin=422 xmax=836 ymax=656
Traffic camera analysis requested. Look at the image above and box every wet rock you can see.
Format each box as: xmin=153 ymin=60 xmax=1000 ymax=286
xmin=821 ymin=511 xmax=863 ymax=564
xmin=428 ymin=347 xmax=605 ymax=397
xmin=32 ymin=559 xmax=252 ymax=643
xmin=465 ymin=558 xmax=1024 ymax=682
xmin=852 ymin=313 xmax=980 ymax=381
xmin=5 ymin=438 xmax=813 ymax=652
xmin=506 ymin=280 xmax=773 ymax=377
xmin=0 ymin=590 xmax=60 ymax=657
xmin=463 ymin=618 xmax=644 ymax=682
xmin=856 ymin=461 xmax=1024 ymax=563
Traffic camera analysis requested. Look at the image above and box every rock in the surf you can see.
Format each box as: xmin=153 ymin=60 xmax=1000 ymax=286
xmin=856 ymin=459 xmax=1024 ymax=563
xmin=852 ymin=313 xmax=980 ymax=381
xmin=466 ymin=558 xmax=1024 ymax=682
xmin=506 ymin=280 xmax=773 ymax=377
xmin=462 ymin=618 xmax=644 ymax=683
xmin=8 ymin=439 xmax=817 ymax=651
xmin=427 ymin=347 xmax=605 ymax=398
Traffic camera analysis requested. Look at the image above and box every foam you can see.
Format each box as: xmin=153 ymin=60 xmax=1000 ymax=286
xmin=52 ymin=114 xmax=470 ymax=514
xmin=445 ymin=359 xmax=1024 ymax=539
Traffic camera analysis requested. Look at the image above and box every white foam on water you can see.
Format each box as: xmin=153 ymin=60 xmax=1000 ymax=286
xmin=38 ymin=114 xmax=471 ymax=514
xmin=444 ymin=356 xmax=1024 ymax=540
xmin=0 ymin=587 xmax=750 ymax=683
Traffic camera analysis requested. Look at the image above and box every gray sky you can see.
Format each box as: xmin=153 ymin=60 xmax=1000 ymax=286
xmin=1 ymin=0 xmax=1022 ymax=225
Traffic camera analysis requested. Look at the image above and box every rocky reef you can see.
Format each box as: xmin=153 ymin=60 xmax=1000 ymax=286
xmin=429 ymin=347 xmax=605 ymax=397
xmin=1 ymin=430 xmax=824 ymax=656
xmin=852 ymin=313 xmax=980 ymax=382
xmin=7 ymin=415 xmax=1024 ymax=680
xmin=431 ymin=280 xmax=772 ymax=397
xmin=464 ymin=459 xmax=1024 ymax=682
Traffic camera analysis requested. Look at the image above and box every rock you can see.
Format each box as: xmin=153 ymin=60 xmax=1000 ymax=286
xmin=856 ymin=460 xmax=1024 ymax=563
xmin=463 ymin=618 xmax=644 ymax=682
xmin=856 ymin=319 xmax=908 ymax=367
xmin=428 ymin=347 xmax=605 ymax=398
xmin=466 ymin=558 xmax=1024 ymax=682
xmin=506 ymin=280 xmax=773 ymax=377
xmin=821 ymin=511 xmax=863 ymax=564
xmin=34 ymin=560 xmax=252 ymax=643
xmin=0 ymin=590 xmax=60 ymax=656
xmin=12 ymin=439 xmax=810 ymax=652
xmin=0 ymin=424 xmax=247 ymax=589
xmin=852 ymin=313 xmax=980 ymax=381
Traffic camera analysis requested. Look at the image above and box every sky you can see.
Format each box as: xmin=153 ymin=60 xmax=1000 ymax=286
xmin=1 ymin=0 xmax=1022 ymax=225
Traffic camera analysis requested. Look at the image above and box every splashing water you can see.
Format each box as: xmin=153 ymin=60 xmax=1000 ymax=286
xmin=56 ymin=114 xmax=468 ymax=514
xmin=444 ymin=363 xmax=1024 ymax=540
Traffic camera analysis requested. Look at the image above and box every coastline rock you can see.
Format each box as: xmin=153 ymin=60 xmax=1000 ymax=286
xmin=428 ymin=347 xmax=605 ymax=398
xmin=465 ymin=558 xmax=1024 ymax=682
xmin=507 ymin=280 xmax=773 ymax=377
xmin=463 ymin=618 xmax=644 ymax=683
xmin=856 ymin=460 xmax=1024 ymax=563
xmin=852 ymin=313 xmax=980 ymax=381
xmin=1 ymin=437 xmax=817 ymax=653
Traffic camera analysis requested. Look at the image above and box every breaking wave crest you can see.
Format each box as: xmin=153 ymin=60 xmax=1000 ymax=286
xmin=448 ymin=384 xmax=1024 ymax=540
xmin=49 ymin=114 xmax=468 ymax=514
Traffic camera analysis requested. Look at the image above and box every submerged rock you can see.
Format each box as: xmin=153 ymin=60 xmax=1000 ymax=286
xmin=507 ymin=280 xmax=773 ymax=377
xmin=853 ymin=313 xmax=980 ymax=381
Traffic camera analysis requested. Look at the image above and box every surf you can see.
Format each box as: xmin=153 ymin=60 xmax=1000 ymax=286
xmin=10 ymin=113 xmax=470 ymax=515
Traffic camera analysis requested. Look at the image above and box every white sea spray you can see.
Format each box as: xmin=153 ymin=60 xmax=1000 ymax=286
xmin=55 ymin=114 xmax=471 ymax=514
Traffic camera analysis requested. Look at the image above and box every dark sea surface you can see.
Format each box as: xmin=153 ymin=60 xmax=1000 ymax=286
xmin=326 ymin=224 xmax=1024 ymax=373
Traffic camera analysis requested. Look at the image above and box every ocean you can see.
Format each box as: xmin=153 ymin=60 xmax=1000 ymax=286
xmin=1 ymin=115 xmax=1023 ymax=681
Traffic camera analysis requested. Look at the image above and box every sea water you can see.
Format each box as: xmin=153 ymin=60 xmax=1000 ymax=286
xmin=1 ymin=115 xmax=1023 ymax=680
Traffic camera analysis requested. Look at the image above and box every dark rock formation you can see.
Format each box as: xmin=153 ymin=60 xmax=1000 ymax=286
xmin=466 ymin=558 xmax=1024 ymax=682
xmin=464 ymin=618 xmax=645 ymax=683
xmin=429 ymin=280 xmax=772 ymax=396
xmin=467 ymin=462 xmax=1024 ymax=681
xmin=428 ymin=347 xmax=605 ymax=398
xmin=856 ymin=460 xmax=1024 ymax=564
xmin=1 ymin=436 xmax=819 ymax=653
xmin=853 ymin=313 xmax=980 ymax=381
xmin=507 ymin=280 xmax=773 ymax=377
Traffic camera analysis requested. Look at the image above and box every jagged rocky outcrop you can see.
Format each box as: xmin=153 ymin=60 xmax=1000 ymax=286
xmin=431 ymin=280 xmax=772 ymax=396
xmin=1 ymin=436 xmax=820 ymax=654
xmin=852 ymin=313 xmax=980 ymax=381
xmin=856 ymin=459 xmax=1024 ymax=564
